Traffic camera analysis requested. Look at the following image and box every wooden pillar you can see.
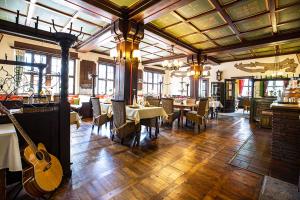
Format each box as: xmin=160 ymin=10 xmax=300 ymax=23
xmin=111 ymin=19 xmax=144 ymax=104
xmin=54 ymin=32 xmax=77 ymax=177
xmin=37 ymin=66 xmax=45 ymax=95
xmin=190 ymin=77 xmax=199 ymax=99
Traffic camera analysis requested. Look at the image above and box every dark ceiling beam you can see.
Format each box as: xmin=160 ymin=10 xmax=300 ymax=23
xmin=219 ymin=49 xmax=300 ymax=63
xmin=129 ymin=0 xmax=195 ymax=24
xmin=268 ymin=0 xmax=278 ymax=34
xmin=145 ymin=23 xmax=197 ymax=54
xmin=0 ymin=19 xmax=56 ymax=43
xmin=203 ymin=30 xmax=300 ymax=55
xmin=75 ymin=24 xmax=112 ymax=52
xmin=209 ymin=0 xmax=243 ymax=42
xmin=142 ymin=53 xmax=187 ymax=64
xmin=50 ymin=0 xmax=120 ymax=22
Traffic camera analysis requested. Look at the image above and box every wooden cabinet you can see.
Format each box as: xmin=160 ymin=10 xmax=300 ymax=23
xmin=211 ymin=82 xmax=224 ymax=106
xmin=80 ymin=60 xmax=96 ymax=89
xmin=224 ymin=79 xmax=235 ymax=112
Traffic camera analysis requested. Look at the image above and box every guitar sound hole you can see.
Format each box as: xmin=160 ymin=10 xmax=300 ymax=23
xmin=35 ymin=152 xmax=44 ymax=160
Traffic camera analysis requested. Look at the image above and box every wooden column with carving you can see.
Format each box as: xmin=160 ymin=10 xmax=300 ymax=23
xmin=54 ymin=32 xmax=77 ymax=177
xmin=190 ymin=77 xmax=199 ymax=99
xmin=111 ymin=19 xmax=144 ymax=104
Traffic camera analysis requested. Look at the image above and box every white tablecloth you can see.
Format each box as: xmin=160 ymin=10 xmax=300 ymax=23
xmin=0 ymin=123 xmax=22 ymax=171
xmin=209 ymin=101 xmax=223 ymax=108
xmin=126 ymin=106 xmax=168 ymax=124
xmin=100 ymin=103 xmax=113 ymax=118
xmin=70 ymin=112 xmax=81 ymax=128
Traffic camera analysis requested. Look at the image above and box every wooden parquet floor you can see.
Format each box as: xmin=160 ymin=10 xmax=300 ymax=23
xmin=57 ymin=116 xmax=265 ymax=200
xmin=18 ymin=116 xmax=266 ymax=200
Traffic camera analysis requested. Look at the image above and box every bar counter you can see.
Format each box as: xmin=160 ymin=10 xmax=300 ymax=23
xmin=271 ymin=103 xmax=300 ymax=167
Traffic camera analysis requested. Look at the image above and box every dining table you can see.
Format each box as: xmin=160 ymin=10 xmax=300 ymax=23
xmin=174 ymin=103 xmax=198 ymax=128
xmin=0 ymin=123 xmax=23 ymax=200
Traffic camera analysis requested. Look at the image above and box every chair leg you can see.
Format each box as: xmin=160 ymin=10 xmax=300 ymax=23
xmin=97 ymin=125 xmax=100 ymax=134
xmin=111 ymin=134 xmax=114 ymax=141
xmin=121 ymin=138 xmax=124 ymax=145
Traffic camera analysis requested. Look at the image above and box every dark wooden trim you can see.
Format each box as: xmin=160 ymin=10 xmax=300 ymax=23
xmin=142 ymin=54 xmax=187 ymax=64
xmin=0 ymin=59 xmax=47 ymax=68
xmin=76 ymin=24 xmax=112 ymax=52
xmin=217 ymin=49 xmax=300 ymax=63
xmin=145 ymin=23 xmax=197 ymax=54
xmin=13 ymin=41 xmax=79 ymax=59
xmin=268 ymin=0 xmax=277 ymax=33
xmin=129 ymin=0 xmax=195 ymax=23
xmin=203 ymin=30 xmax=300 ymax=55
xmin=98 ymin=57 xmax=115 ymax=65
xmin=144 ymin=66 xmax=165 ymax=74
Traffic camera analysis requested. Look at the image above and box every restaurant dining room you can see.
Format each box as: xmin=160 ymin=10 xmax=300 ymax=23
xmin=0 ymin=0 xmax=300 ymax=199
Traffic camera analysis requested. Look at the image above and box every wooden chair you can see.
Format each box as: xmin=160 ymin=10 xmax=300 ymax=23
xmin=140 ymin=98 xmax=161 ymax=138
xmin=91 ymin=97 xmax=109 ymax=133
xmin=186 ymin=99 xmax=209 ymax=132
xmin=161 ymin=98 xmax=180 ymax=127
xmin=243 ymin=98 xmax=251 ymax=114
xmin=111 ymin=100 xmax=141 ymax=146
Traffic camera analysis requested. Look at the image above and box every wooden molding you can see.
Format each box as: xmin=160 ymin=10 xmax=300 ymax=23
xmin=13 ymin=41 xmax=79 ymax=59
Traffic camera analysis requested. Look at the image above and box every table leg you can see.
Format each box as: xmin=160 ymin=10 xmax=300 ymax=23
xmin=0 ymin=169 xmax=6 ymax=200
xmin=180 ymin=108 xmax=184 ymax=128
xmin=155 ymin=117 xmax=159 ymax=138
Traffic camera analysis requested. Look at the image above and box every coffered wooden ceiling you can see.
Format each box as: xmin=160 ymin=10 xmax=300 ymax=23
xmin=0 ymin=0 xmax=300 ymax=65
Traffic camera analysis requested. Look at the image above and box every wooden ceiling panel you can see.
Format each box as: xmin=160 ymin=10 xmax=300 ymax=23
xmin=235 ymin=13 xmax=271 ymax=32
xmin=151 ymin=12 xmax=181 ymax=28
xmin=280 ymin=46 xmax=300 ymax=54
xmin=109 ymin=0 xmax=141 ymax=8
xmin=254 ymin=50 xmax=275 ymax=57
xmin=101 ymin=41 xmax=116 ymax=49
xmin=165 ymin=23 xmax=196 ymax=37
xmin=277 ymin=0 xmax=300 ymax=8
xmin=154 ymin=51 xmax=173 ymax=57
xmin=175 ymin=0 xmax=215 ymax=19
xmin=143 ymin=54 xmax=161 ymax=59
xmin=225 ymin=0 xmax=267 ymax=21
xmin=78 ymin=12 xmax=109 ymax=27
xmin=193 ymin=41 xmax=217 ymax=49
xmin=139 ymin=42 xmax=151 ymax=49
xmin=190 ymin=12 xmax=226 ymax=30
xmin=218 ymin=0 xmax=237 ymax=5
xmin=71 ymin=19 xmax=99 ymax=34
xmin=34 ymin=6 xmax=69 ymax=27
xmin=205 ymin=25 xmax=235 ymax=39
xmin=232 ymin=53 xmax=253 ymax=59
xmin=278 ymin=20 xmax=300 ymax=33
xmin=231 ymin=50 xmax=252 ymax=55
xmin=181 ymin=33 xmax=207 ymax=44
xmin=280 ymin=40 xmax=300 ymax=49
xmin=142 ymin=46 xmax=162 ymax=53
xmin=242 ymin=27 xmax=273 ymax=41
xmin=253 ymin=46 xmax=275 ymax=53
xmin=1 ymin=0 xmax=28 ymax=14
xmin=215 ymin=35 xmax=240 ymax=46
xmin=277 ymin=4 xmax=300 ymax=24
xmin=216 ymin=55 xmax=235 ymax=61
xmin=39 ymin=0 xmax=77 ymax=15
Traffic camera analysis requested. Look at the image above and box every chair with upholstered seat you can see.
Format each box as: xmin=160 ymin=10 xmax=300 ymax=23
xmin=185 ymin=99 xmax=209 ymax=132
xmin=91 ymin=97 xmax=110 ymax=133
xmin=161 ymin=98 xmax=180 ymax=127
xmin=243 ymin=98 xmax=251 ymax=114
xmin=140 ymin=98 xmax=161 ymax=138
xmin=111 ymin=100 xmax=141 ymax=146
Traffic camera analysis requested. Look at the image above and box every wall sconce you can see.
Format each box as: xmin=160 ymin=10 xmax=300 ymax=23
xmin=216 ymin=70 xmax=222 ymax=81
xmin=110 ymin=48 xmax=118 ymax=62
xmin=132 ymin=49 xmax=141 ymax=62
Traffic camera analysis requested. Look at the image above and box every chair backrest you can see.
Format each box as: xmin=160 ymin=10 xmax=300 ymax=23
xmin=111 ymin=100 xmax=126 ymax=128
xmin=161 ymin=98 xmax=174 ymax=114
xmin=243 ymin=98 xmax=251 ymax=107
xmin=91 ymin=97 xmax=101 ymax=118
xmin=197 ymin=99 xmax=209 ymax=116
xmin=186 ymin=98 xmax=196 ymax=105
xmin=53 ymin=95 xmax=60 ymax=102
xmin=148 ymin=98 xmax=160 ymax=107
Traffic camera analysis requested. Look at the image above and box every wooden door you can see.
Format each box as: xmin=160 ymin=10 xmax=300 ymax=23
xmin=224 ymin=79 xmax=236 ymax=112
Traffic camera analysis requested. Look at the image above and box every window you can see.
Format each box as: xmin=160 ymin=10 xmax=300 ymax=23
xmin=241 ymin=79 xmax=252 ymax=97
xmin=98 ymin=64 xmax=115 ymax=95
xmin=50 ymin=57 xmax=75 ymax=94
xmin=17 ymin=52 xmax=76 ymax=95
xmin=266 ymin=80 xmax=284 ymax=96
xmin=199 ymin=78 xmax=209 ymax=98
xmin=143 ymin=71 xmax=162 ymax=96
xmin=171 ymin=76 xmax=190 ymax=96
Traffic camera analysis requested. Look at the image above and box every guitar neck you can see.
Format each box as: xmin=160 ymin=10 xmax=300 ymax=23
xmin=6 ymin=111 xmax=38 ymax=153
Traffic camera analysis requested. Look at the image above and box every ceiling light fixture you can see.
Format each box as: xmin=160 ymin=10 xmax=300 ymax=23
xmin=161 ymin=45 xmax=183 ymax=71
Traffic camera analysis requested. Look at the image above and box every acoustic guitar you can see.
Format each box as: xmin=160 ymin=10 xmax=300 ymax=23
xmin=0 ymin=102 xmax=63 ymax=197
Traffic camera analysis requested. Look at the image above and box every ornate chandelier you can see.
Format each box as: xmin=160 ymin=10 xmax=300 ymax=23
xmin=161 ymin=45 xmax=183 ymax=70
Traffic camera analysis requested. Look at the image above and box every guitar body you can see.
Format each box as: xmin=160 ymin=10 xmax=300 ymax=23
xmin=22 ymin=143 xmax=63 ymax=197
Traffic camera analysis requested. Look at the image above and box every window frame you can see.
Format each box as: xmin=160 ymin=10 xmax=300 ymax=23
xmin=142 ymin=71 xmax=163 ymax=96
xmin=199 ymin=78 xmax=209 ymax=98
xmin=241 ymin=79 xmax=252 ymax=97
xmin=97 ymin=63 xmax=115 ymax=95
